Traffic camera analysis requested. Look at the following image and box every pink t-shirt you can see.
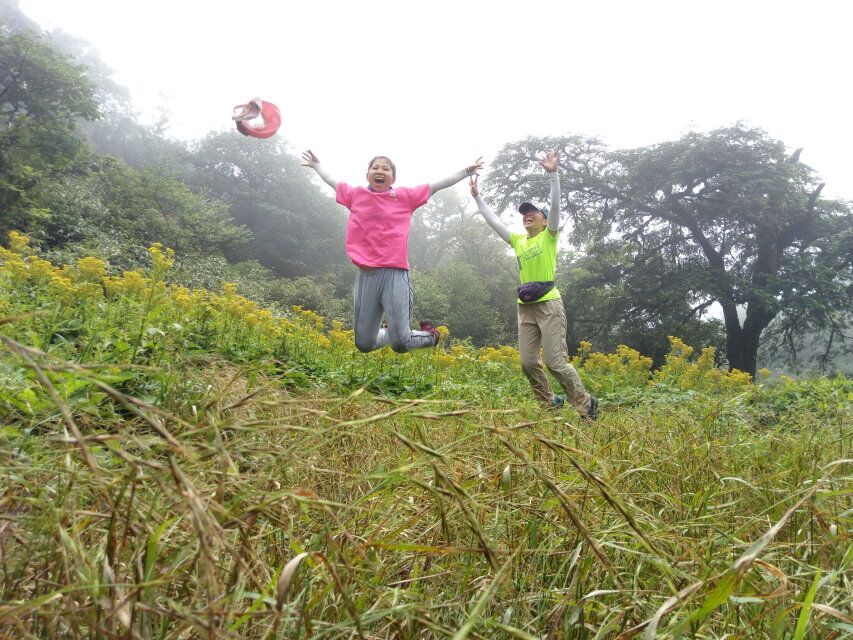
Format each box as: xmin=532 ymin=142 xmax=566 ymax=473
xmin=336 ymin=183 xmax=431 ymax=269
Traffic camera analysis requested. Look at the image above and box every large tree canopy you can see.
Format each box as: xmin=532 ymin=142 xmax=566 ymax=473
xmin=486 ymin=125 xmax=853 ymax=376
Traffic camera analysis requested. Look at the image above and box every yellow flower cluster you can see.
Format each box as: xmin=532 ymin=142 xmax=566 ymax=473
xmin=47 ymin=273 xmax=77 ymax=304
xmin=291 ymin=306 xmax=325 ymax=331
xmin=655 ymin=336 xmax=752 ymax=390
xmin=0 ymin=233 xmax=107 ymax=304
xmin=434 ymin=352 xmax=455 ymax=366
xmin=479 ymin=345 xmax=520 ymax=364
xmin=76 ymin=256 xmax=107 ymax=282
xmin=220 ymin=283 xmax=258 ymax=317
xmin=105 ymin=271 xmax=153 ymax=298
xmin=450 ymin=344 xmax=472 ymax=358
xmin=148 ymin=242 xmax=175 ymax=273
xmin=170 ymin=285 xmax=207 ymax=311
xmin=580 ymin=344 xmax=652 ymax=380
xmin=0 ymin=243 xmax=56 ymax=283
xmin=8 ymin=231 xmax=32 ymax=254
xmin=329 ymin=320 xmax=354 ymax=349
xmin=0 ymin=232 xmax=759 ymax=394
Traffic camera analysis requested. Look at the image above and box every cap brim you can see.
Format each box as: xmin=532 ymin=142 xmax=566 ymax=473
xmin=518 ymin=202 xmax=539 ymax=214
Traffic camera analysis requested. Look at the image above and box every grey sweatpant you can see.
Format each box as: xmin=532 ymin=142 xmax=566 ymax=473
xmin=353 ymin=267 xmax=436 ymax=353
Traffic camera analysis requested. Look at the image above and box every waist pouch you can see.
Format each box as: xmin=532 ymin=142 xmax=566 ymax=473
xmin=516 ymin=280 xmax=555 ymax=303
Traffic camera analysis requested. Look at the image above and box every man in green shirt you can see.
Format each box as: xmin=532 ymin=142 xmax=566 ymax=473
xmin=470 ymin=151 xmax=597 ymax=420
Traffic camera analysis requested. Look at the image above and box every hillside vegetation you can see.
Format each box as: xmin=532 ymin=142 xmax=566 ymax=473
xmin=1 ymin=237 xmax=850 ymax=639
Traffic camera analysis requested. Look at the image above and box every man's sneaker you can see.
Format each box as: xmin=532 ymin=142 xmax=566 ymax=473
xmin=550 ymin=395 xmax=565 ymax=408
xmin=583 ymin=395 xmax=598 ymax=421
xmin=419 ymin=320 xmax=441 ymax=346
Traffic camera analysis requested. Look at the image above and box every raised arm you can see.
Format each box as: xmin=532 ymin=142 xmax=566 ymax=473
xmin=469 ymin=175 xmax=511 ymax=244
xmin=538 ymin=150 xmax=561 ymax=235
xmin=301 ymin=149 xmax=339 ymax=190
xmin=429 ymin=157 xmax=484 ymax=197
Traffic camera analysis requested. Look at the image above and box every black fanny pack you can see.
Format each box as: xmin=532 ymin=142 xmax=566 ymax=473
xmin=516 ymin=280 xmax=555 ymax=303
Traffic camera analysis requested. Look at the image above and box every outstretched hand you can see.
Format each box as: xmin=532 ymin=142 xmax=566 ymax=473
xmin=301 ymin=149 xmax=320 ymax=168
xmin=537 ymin=150 xmax=559 ymax=173
xmin=466 ymin=156 xmax=484 ymax=176
xmin=469 ymin=174 xmax=479 ymax=198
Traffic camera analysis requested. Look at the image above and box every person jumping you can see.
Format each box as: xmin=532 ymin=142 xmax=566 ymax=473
xmin=469 ymin=151 xmax=597 ymax=420
xmin=302 ymin=150 xmax=482 ymax=353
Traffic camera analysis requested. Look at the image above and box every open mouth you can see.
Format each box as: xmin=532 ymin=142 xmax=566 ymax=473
xmin=374 ymin=176 xmax=385 ymax=183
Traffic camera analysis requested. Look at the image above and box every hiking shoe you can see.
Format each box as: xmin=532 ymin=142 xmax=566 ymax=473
xmin=419 ymin=320 xmax=441 ymax=346
xmin=550 ymin=395 xmax=565 ymax=408
xmin=584 ymin=395 xmax=598 ymax=421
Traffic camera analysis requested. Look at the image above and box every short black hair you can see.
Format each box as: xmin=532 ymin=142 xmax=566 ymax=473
xmin=367 ymin=156 xmax=396 ymax=178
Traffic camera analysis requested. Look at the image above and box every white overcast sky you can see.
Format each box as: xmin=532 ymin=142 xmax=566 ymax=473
xmin=17 ymin=0 xmax=853 ymax=202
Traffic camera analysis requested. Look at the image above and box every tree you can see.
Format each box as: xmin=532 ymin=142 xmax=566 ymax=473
xmin=0 ymin=0 xmax=38 ymax=34
xmin=486 ymin=125 xmax=853 ymax=376
xmin=94 ymin=158 xmax=250 ymax=253
xmin=407 ymin=189 xmax=519 ymax=345
xmin=414 ymin=263 xmax=509 ymax=345
xmin=187 ymin=132 xmax=346 ymax=277
xmin=556 ymin=247 xmax=726 ymax=366
xmin=0 ymin=28 xmax=99 ymax=235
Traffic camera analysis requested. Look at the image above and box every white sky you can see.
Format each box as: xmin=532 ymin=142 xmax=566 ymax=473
xmin=18 ymin=0 xmax=853 ymax=203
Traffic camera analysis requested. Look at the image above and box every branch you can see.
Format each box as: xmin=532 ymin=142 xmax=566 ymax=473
xmin=668 ymin=196 xmax=726 ymax=274
xmin=779 ymin=182 xmax=825 ymax=249
xmin=679 ymin=299 xmax=715 ymax=325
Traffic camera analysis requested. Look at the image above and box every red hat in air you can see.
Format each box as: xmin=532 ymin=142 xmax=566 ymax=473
xmin=233 ymin=98 xmax=281 ymax=139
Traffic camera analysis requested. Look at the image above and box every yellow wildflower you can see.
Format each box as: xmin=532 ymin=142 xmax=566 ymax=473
xmin=148 ymin=243 xmax=175 ymax=273
xmin=8 ymin=231 xmax=32 ymax=254
xmin=77 ymin=256 xmax=107 ymax=282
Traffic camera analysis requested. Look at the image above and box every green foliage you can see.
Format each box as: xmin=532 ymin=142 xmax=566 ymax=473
xmin=559 ymin=247 xmax=727 ymax=364
xmin=0 ymin=25 xmax=249 ymax=279
xmin=749 ymin=372 xmax=852 ymax=423
xmin=264 ymin=271 xmax=352 ymax=322
xmin=186 ymin=132 xmax=347 ymax=277
xmin=34 ymin=156 xmax=250 ymax=260
xmin=0 ymin=0 xmax=40 ymax=32
xmin=414 ymin=263 xmax=508 ymax=344
xmin=410 ymin=190 xmax=519 ymax=345
xmin=0 ymin=29 xmax=99 ymax=235
xmin=0 ymin=237 xmax=850 ymax=639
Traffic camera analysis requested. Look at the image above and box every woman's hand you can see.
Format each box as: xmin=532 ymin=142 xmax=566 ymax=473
xmin=301 ymin=149 xmax=321 ymax=168
xmin=466 ymin=156 xmax=484 ymax=176
xmin=469 ymin=174 xmax=480 ymax=198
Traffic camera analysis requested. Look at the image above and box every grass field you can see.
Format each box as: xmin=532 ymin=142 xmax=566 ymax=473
xmin=1 ymin=236 xmax=850 ymax=639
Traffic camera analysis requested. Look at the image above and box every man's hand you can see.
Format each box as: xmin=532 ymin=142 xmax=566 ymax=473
xmin=537 ymin=150 xmax=559 ymax=173
xmin=301 ymin=149 xmax=321 ymax=168
xmin=469 ymin=174 xmax=480 ymax=198
xmin=466 ymin=156 xmax=484 ymax=176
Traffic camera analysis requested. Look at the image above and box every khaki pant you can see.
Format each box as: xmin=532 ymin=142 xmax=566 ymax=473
xmin=517 ymin=299 xmax=591 ymax=412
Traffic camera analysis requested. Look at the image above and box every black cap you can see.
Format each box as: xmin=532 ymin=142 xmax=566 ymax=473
xmin=518 ymin=202 xmax=548 ymax=218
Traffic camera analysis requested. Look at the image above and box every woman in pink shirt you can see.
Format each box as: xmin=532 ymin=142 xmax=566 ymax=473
xmin=302 ymin=151 xmax=482 ymax=353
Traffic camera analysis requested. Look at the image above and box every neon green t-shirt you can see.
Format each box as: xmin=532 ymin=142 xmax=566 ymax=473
xmin=509 ymin=229 xmax=561 ymax=304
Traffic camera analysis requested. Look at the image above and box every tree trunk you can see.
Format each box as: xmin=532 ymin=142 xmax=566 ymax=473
xmin=725 ymin=327 xmax=762 ymax=378
xmin=721 ymin=301 xmax=774 ymax=378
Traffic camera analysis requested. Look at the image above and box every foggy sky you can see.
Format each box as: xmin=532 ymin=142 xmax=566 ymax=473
xmin=18 ymin=0 xmax=853 ymax=204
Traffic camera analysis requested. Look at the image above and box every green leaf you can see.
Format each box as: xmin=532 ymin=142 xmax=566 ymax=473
xmin=792 ymin=571 xmax=822 ymax=640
